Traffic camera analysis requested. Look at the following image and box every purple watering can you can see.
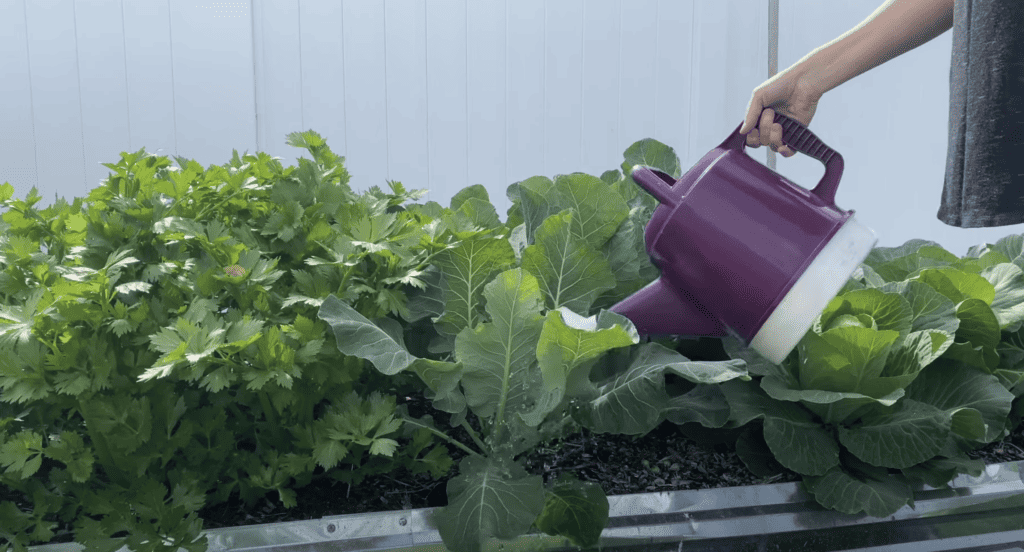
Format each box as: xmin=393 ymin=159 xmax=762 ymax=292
xmin=610 ymin=111 xmax=878 ymax=364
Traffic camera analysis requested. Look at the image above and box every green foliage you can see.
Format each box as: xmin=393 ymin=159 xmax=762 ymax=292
xmin=0 ymin=132 xmax=453 ymax=551
xmin=721 ymin=236 xmax=1024 ymax=517
xmin=7 ymin=124 xmax=1024 ymax=551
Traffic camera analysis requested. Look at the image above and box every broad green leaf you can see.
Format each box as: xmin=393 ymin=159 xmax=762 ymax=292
xmin=904 ymin=360 xmax=1013 ymax=444
xmin=599 ymin=169 xmax=622 ymax=185
xmin=734 ymin=424 xmax=790 ymax=478
xmin=876 ymin=280 xmax=959 ymax=336
xmin=599 ymin=209 xmax=658 ymax=302
xmin=621 ymin=138 xmax=681 ymax=179
xmin=536 ymin=308 xmax=638 ymax=391
xmin=409 ymin=358 xmax=466 ymax=415
xmin=952 ymin=298 xmax=1001 ymax=349
xmin=722 ymin=334 xmax=792 ymax=379
xmin=663 ymin=383 xmax=731 ymax=428
xmin=508 ymin=223 xmax=528 ymax=261
xmin=803 ymin=463 xmax=913 ymax=517
xmin=456 ymin=197 xmax=503 ymax=232
xmin=535 ymin=473 xmax=609 ymax=548
xmin=521 ymin=210 xmax=616 ymax=313
xmin=877 ymin=329 xmax=952 ymax=387
xmin=435 ymin=238 xmax=516 ymax=335
xmin=981 ymin=263 xmax=1024 ymax=329
xmin=504 ymin=194 xmax=525 ymax=231
xmin=549 ymin=173 xmax=628 ymax=248
xmin=762 ymin=401 xmax=840 ymax=476
xmin=863 ymin=240 xmax=958 ymax=281
xmin=985 ymin=234 xmax=1024 ymax=268
xmin=455 ymin=268 xmax=545 ymax=432
xmin=797 ymin=327 xmax=901 ymax=392
xmin=450 ymin=184 xmax=490 ymax=210
xmin=511 ymin=176 xmax=555 ymax=244
xmin=763 ymin=374 xmax=903 ymax=427
xmin=404 ymin=265 xmax=445 ymax=323
xmin=318 ymin=294 xmax=416 ymax=375
xmin=575 ymin=343 xmax=748 ymax=435
xmin=942 ymin=341 xmax=1000 ymax=372
xmin=838 ymin=399 xmax=949 ymax=469
xmin=856 ymin=263 xmax=888 ymax=288
xmin=524 ymin=308 xmax=638 ymax=426
xmin=900 ymin=455 xmax=985 ymax=489
xmin=911 ymin=267 xmax=995 ymax=305
xmin=815 ymin=288 xmax=913 ymax=334
xmin=824 ymin=313 xmax=876 ymax=331
xmin=718 ymin=377 xmax=776 ymax=427
xmin=436 ymin=454 xmax=545 ymax=552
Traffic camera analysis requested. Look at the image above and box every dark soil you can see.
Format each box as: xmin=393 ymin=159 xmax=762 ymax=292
xmin=198 ymin=395 xmax=1024 ymax=530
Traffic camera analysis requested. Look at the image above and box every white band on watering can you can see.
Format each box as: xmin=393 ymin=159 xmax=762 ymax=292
xmin=749 ymin=214 xmax=879 ymax=365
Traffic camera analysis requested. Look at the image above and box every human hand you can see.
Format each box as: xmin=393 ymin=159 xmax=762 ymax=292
xmin=739 ymin=70 xmax=822 ymax=157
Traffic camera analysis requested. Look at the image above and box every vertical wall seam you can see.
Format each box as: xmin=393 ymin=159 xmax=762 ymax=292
xmin=250 ymin=0 xmax=260 ymax=153
xmin=504 ymin=0 xmax=508 ymax=191
xmin=72 ymin=0 xmax=86 ymax=192
xmin=383 ymin=3 xmax=390 ymax=182
xmin=617 ymin=0 xmax=623 ymax=155
xmin=298 ymin=1 xmax=305 ymax=132
xmin=464 ymin=0 xmax=469 ymax=190
xmin=579 ymin=0 xmax=585 ymax=169
xmin=166 ymin=0 xmax=178 ymax=157
xmin=653 ymin=0 xmax=660 ymax=139
xmin=23 ymin=0 xmax=39 ymax=192
xmin=542 ymin=0 xmax=547 ymax=175
xmin=122 ymin=0 xmax=132 ymax=152
xmin=686 ymin=0 xmax=695 ymax=160
xmin=340 ymin=2 xmax=348 ymax=158
xmin=423 ymin=0 xmax=431 ymax=197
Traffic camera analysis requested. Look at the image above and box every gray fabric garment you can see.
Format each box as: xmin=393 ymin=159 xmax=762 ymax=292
xmin=938 ymin=0 xmax=1024 ymax=228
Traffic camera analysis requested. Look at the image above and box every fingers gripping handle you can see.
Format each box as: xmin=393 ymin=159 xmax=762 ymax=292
xmin=771 ymin=111 xmax=845 ymax=207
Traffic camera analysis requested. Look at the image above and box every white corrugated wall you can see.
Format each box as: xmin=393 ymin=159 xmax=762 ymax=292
xmin=1 ymin=0 xmax=1020 ymax=256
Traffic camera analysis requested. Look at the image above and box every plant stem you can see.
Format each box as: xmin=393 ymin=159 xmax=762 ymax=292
xmin=257 ymin=390 xmax=288 ymax=445
xmin=460 ymin=419 xmax=488 ymax=453
xmin=337 ymin=262 xmax=358 ymax=296
xmin=402 ymin=416 xmax=480 ymax=456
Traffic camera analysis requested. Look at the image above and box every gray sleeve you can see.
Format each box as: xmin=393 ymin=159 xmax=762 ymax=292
xmin=938 ymin=0 xmax=1024 ymax=228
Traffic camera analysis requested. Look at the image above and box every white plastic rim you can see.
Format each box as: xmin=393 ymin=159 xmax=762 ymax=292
xmin=749 ymin=214 xmax=879 ymax=365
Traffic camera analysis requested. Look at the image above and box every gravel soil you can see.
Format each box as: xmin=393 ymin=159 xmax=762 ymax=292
xmin=199 ymin=395 xmax=1024 ymax=530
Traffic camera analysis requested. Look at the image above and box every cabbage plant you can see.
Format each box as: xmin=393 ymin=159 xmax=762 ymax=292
xmin=317 ymin=139 xmax=757 ymax=551
xmin=720 ymin=238 xmax=1024 ymax=517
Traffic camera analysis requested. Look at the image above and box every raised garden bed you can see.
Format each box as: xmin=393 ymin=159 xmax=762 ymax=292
xmin=30 ymin=459 xmax=1024 ymax=552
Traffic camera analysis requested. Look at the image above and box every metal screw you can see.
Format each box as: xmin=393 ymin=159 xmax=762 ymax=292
xmin=398 ymin=517 xmax=408 ymax=526
xmin=326 ymin=523 xmax=336 ymax=533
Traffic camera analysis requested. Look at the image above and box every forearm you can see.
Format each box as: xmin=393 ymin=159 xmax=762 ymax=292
xmin=788 ymin=0 xmax=955 ymax=96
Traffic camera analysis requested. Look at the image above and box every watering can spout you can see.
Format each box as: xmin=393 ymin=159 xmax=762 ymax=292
xmin=610 ymin=278 xmax=728 ymax=338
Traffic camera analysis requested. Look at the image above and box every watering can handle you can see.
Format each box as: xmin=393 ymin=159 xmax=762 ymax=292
xmin=754 ymin=111 xmax=845 ymax=207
